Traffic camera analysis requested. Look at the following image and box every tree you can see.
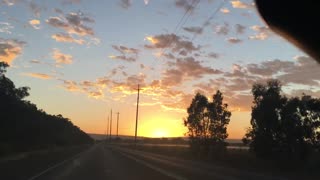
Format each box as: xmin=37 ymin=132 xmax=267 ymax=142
xmin=0 ymin=63 xmax=93 ymax=156
xmin=243 ymin=80 xmax=284 ymax=157
xmin=243 ymin=79 xmax=320 ymax=159
xmin=208 ymin=90 xmax=231 ymax=143
xmin=184 ymin=91 xmax=231 ymax=155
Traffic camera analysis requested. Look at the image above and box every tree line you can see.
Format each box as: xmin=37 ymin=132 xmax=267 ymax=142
xmin=0 ymin=62 xmax=93 ymax=156
xmin=184 ymin=79 xmax=320 ymax=160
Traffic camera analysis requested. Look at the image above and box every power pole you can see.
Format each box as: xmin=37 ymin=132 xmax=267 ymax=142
xmin=134 ymin=84 xmax=141 ymax=145
xmin=106 ymin=116 xmax=109 ymax=142
xmin=110 ymin=109 xmax=112 ymax=140
xmin=116 ymin=112 xmax=120 ymax=138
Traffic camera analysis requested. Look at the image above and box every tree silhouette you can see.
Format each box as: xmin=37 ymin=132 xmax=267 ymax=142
xmin=0 ymin=62 xmax=93 ymax=156
xmin=184 ymin=91 xmax=231 ymax=156
xmin=243 ymin=79 xmax=320 ymax=159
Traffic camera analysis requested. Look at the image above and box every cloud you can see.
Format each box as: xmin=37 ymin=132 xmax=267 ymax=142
xmin=277 ymin=56 xmax=320 ymax=86
xmin=29 ymin=19 xmax=40 ymax=29
xmin=52 ymin=49 xmax=73 ymax=65
xmin=1 ymin=0 xmax=22 ymax=6
xmin=46 ymin=11 xmax=94 ymax=36
xmin=145 ymin=33 xmax=200 ymax=55
xmin=23 ymin=73 xmax=53 ymax=80
xmin=230 ymin=0 xmax=253 ymax=9
xmin=29 ymin=1 xmax=43 ymax=18
xmin=111 ymin=45 xmax=139 ymax=55
xmin=162 ymin=57 xmax=222 ymax=86
xmin=0 ymin=22 xmax=13 ymax=34
xmin=61 ymin=0 xmax=81 ymax=5
xmin=227 ymin=37 xmax=242 ymax=44
xmin=0 ymin=38 xmax=26 ymax=64
xmin=222 ymin=56 xmax=320 ymax=93
xmin=175 ymin=0 xmax=197 ymax=13
xmin=214 ymin=23 xmax=229 ymax=35
xmin=207 ymin=52 xmax=219 ymax=59
xmin=88 ymin=90 xmax=103 ymax=99
xmin=51 ymin=33 xmax=85 ymax=44
xmin=30 ymin=59 xmax=41 ymax=64
xmin=249 ymin=25 xmax=272 ymax=40
xmin=235 ymin=24 xmax=246 ymax=34
xmin=220 ymin=8 xmax=230 ymax=14
xmin=109 ymin=45 xmax=139 ymax=62
xmin=119 ymin=0 xmax=131 ymax=9
xmin=61 ymin=80 xmax=80 ymax=91
xmin=109 ymin=55 xmax=136 ymax=62
xmin=246 ymin=59 xmax=295 ymax=76
xmin=183 ymin=26 xmax=203 ymax=35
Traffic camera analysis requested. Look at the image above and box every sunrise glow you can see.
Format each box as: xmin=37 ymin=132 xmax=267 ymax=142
xmin=1 ymin=0 xmax=316 ymax=140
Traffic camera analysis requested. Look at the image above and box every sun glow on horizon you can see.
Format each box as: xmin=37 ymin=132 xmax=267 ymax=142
xmin=152 ymin=128 xmax=169 ymax=138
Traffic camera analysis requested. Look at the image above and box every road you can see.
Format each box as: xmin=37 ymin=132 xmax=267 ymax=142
xmin=23 ymin=143 xmax=288 ymax=180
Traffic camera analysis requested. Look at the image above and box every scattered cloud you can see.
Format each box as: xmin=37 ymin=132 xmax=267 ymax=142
xmin=145 ymin=33 xmax=200 ymax=55
xmin=144 ymin=0 xmax=149 ymax=5
xmin=162 ymin=57 xmax=222 ymax=87
xmin=109 ymin=55 xmax=136 ymax=62
xmin=277 ymin=56 xmax=320 ymax=86
xmin=109 ymin=45 xmax=139 ymax=62
xmin=207 ymin=52 xmax=219 ymax=59
xmin=230 ymin=0 xmax=253 ymax=9
xmin=227 ymin=37 xmax=242 ymax=44
xmin=246 ymin=59 xmax=294 ymax=76
xmin=183 ymin=26 xmax=203 ymax=35
xmin=249 ymin=25 xmax=272 ymax=40
xmin=112 ymin=45 xmax=139 ymax=55
xmin=23 ymin=73 xmax=53 ymax=80
xmin=52 ymin=49 xmax=73 ymax=65
xmin=61 ymin=0 xmax=81 ymax=5
xmin=30 ymin=59 xmax=41 ymax=64
xmin=51 ymin=33 xmax=85 ymax=44
xmin=235 ymin=24 xmax=246 ymax=34
xmin=29 ymin=1 xmax=43 ymax=18
xmin=0 ymin=38 xmax=26 ymax=64
xmin=119 ymin=0 xmax=131 ymax=9
xmin=46 ymin=11 xmax=94 ymax=36
xmin=214 ymin=23 xmax=229 ymax=35
xmin=175 ymin=0 xmax=197 ymax=13
xmin=220 ymin=8 xmax=230 ymax=14
xmin=0 ymin=22 xmax=13 ymax=34
xmin=1 ymin=0 xmax=22 ymax=6
xmin=29 ymin=19 xmax=40 ymax=29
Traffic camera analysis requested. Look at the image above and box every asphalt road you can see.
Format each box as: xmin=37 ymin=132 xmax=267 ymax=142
xmin=25 ymin=143 xmax=288 ymax=180
xmin=29 ymin=144 xmax=175 ymax=180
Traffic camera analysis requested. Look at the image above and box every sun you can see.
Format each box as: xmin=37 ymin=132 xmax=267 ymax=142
xmin=152 ymin=129 xmax=168 ymax=138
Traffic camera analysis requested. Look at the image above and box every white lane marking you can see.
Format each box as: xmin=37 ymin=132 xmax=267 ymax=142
xmin=117 ymin=150 xmax=187 ymax=180
xmin=27 ymin=146 xmax=93 ymax=180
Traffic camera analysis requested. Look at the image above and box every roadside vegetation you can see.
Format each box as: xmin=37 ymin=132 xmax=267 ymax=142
xmin=0 ymin=62 xmax=93 ymax=157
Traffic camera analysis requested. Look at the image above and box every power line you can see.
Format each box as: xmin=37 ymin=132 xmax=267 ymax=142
xmin=148 ymin=0 xmax=200 ymax=79
xmin=191 ymin=0 xmax=227 ymax=41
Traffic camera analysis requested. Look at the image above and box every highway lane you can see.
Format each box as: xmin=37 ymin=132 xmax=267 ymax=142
xmin=26 ymin=143 xmax=290 ymax=180
xmin=111 ymin=146 xmax=288 ymax=180
xmin=30 ymin=143 xmax=175 ymax=180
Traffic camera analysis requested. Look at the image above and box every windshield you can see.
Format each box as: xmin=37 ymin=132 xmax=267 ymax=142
xmin=0 ymin=1 xmax=319 ymax=180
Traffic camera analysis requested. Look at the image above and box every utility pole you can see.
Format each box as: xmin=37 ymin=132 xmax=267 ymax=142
xmin=110 ymin=109 xmax=112 ymax=140
xmin=134 ymin=84 xmax=141 ymax=145
xmin=116 ymin=112 xmax=120 ymax=138
xmin=106 ymin=116 xmax=109 ymax=142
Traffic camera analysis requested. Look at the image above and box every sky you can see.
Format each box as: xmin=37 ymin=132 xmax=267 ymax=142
xmin=1 ymin=0 xmax=320 ymax=139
